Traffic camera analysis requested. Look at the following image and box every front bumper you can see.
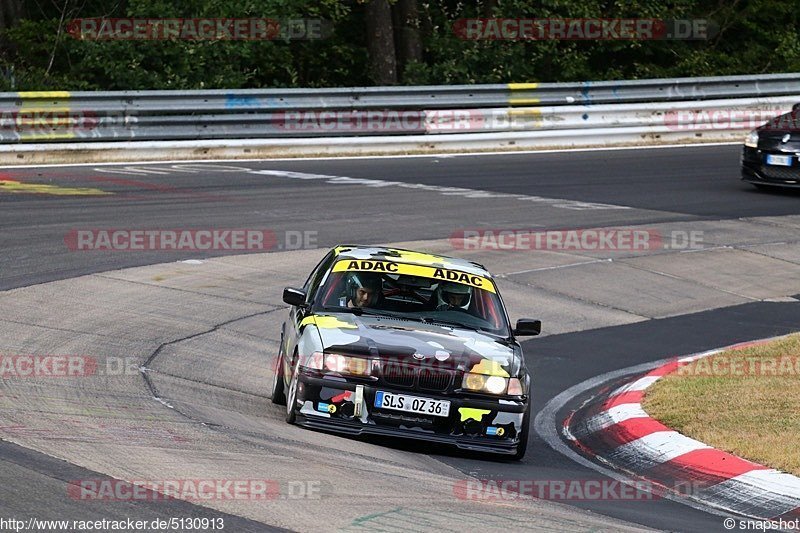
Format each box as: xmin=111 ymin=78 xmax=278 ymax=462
xmin=293 ymin=371 xmax=528 ymax=455
xmin=741 ymin=146 xmax=800 ymax=188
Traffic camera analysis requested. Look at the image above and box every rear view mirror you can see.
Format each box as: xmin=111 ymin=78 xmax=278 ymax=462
xmin=513 ymin=319 xmax=541 ymax=336
xmin=283 ymin=287 xmax=307 ymax=307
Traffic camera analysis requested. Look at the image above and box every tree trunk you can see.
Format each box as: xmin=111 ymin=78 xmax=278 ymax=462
xmin=0 ymin=0 xmax=23 ymax=31
xmin=365 ymin=0 xmax=397 ymax=85
xmin=394 ymin=0 xmax=422 ymax=81
xmin=482 ymin=0 xmax=497 ymax=18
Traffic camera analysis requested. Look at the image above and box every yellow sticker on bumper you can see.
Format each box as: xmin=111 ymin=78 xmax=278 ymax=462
xmin=459 ymin=408 xmax=491 ymax=422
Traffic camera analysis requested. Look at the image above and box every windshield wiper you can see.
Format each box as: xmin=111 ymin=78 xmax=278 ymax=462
xmin=420 ymin=316 xmax=506 ymax=336
xmin=419 ymin=316 xmax=473 ymax=329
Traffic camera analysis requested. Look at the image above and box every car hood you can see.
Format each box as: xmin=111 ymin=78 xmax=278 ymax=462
xmin=757 ymin=111 xmax=800 ymax=135
xmin=307 ymin=313 xmax=521 ymax=376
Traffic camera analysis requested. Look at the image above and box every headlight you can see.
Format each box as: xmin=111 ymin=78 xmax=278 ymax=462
xmin=462 ymin=372 xmax=509 ymax=394
xmin=323 ymin=353 xmax=371 ymax=376
xmin=745 ymin=130 xmax=759 ymax=148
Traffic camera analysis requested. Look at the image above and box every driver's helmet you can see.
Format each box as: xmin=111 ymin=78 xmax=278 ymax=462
xmin=346 ymin=272 xmax=382 ymax=307
xmin=436 ymin=281 xmax=472 ymax=311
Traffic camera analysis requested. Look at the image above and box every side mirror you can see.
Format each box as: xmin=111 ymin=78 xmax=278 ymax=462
xmin=283 ymin=287 xmax=307 ymax=307
xmin=793 ymin=103 xmax=800 ymax=113
xmin=513 ymin=319 xmax=541 ymax=336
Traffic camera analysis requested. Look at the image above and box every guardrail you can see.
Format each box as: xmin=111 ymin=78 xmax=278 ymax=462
xmin=1 ymin=73 xmax=798 ymax=144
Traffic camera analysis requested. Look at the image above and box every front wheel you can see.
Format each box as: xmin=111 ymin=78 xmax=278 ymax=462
xmin=285 ymin=356 xmax=300 ymax=424
xmin=511 ymin=401 xmax=531 ymax=460
xmin=270 ymin=348 xmax=286 ymax=406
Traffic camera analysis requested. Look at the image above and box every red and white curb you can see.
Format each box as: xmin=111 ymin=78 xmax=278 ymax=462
xmin=563 ymin=336 xmax=800 ymax=521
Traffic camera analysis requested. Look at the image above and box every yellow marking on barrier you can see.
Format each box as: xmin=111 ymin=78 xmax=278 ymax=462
xmin=0 ymin=179 xmax=111 ymax=196
xmin=507 ymin=83 xmax=538 ymax=90
xmin=19 ymin=132 xmax=77 ymax=141
xmin=509 ymin=98 xmax=541 ymax=106
xmin=508 ymin=108 xmax=543 ymax=117
xmin=15 ymin=91 xmax=77 ymax=138
xmin=14 ymin=107 xmax=72 ymax=113
xmin=17 ymin=91 xmax=71 ymax=99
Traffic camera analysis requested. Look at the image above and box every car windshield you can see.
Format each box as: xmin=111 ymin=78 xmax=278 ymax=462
xmin=315 ymin=262 xmax=510 ymax=336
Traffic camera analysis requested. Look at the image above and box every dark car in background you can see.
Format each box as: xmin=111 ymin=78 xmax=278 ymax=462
xmin=742 ymin=104 xmax=800 ymax=189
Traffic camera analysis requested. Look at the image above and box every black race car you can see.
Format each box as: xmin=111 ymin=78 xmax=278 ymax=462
xmin=271 ymin=245 xmax=541 ymax=459
xmin=742 ymin=104 xmax=800 ymax=189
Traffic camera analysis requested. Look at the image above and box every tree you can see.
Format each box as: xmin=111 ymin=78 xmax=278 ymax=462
xmin=394 ymin=0 xmax=422 ymax=81
xmin=364 ymin=0 xmax=396 ymax=85
xmin=0 ymin=0 xmax=23 ymax=32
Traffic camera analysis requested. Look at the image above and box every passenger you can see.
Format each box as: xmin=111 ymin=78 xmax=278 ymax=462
xmin=435 ymin=281 xmax=473 ymax=312
xmin=340 ymin=272 xmax=382 ymax=308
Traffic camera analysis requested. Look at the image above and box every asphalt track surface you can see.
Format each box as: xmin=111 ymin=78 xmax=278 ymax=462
xmin=2 ymin=144 xmax=799 ymax=532
xmin=3 ymin=143 xmax=800 ymax=292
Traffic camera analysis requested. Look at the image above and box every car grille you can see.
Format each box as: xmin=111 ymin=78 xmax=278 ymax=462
xmin=758 ymin=164 xmax=800 ymax=181
xmin=418 ymin=368 xmax=453 ymax=392
xmin=380 ymin=362 xmax=454 ymax=393
xmin=382 ymin=363 xmax=416 ymax=388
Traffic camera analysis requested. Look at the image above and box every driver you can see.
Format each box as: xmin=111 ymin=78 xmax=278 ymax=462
xmin=435 ymin=281 xmax=473 ymax=311
xmin=340 ymin=272 xmax=382 ymax=308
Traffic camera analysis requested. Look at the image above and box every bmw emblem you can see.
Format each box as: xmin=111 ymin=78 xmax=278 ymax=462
xmin=782 ymin=133 xmax=791 ymax=143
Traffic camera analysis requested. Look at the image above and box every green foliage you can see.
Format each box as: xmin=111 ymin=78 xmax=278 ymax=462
xmin=0 ymin=0 xmax=797 ymax=90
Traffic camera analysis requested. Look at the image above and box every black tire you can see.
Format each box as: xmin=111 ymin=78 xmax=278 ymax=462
xmin=285 ymin=356 xmax=300 ymax=424
xmin=511 ymin=401 xmax=531 ymax=460
xmin=270 ymin=348 xmax=286 ymax=406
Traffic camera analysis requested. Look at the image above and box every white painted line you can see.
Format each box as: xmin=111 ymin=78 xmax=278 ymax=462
xmin=702 ymin=472 xmax=800 ymax=519
xmin=678 ymin=349 xmax=722 ymax=363
xmin=611 ymin=375 xmax=661 ymax=395
xmin=250 ymin=169 xmax=632 ymax=211
xmin=537 ymin=333 xmax=800 ymax=520
xmin=534 ymin=356 xmax=739 ymax=519
xmin=610 ymin=431 xmax=710 ymax=468
xmin=0 ymin=141 xmax=739 ymax=170
xmin=574 ymin=403 xmax=650 ymax=437
xmin=501 ymin=258 xmax=612 ymax=276
xmin=730 ymin=469 xmax=800 ymax=499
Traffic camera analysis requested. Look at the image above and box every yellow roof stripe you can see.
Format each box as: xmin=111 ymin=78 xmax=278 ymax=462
xmin=333 ymin=259 xmax=495 ymax=293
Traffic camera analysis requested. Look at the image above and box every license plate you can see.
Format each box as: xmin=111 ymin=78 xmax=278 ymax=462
xmin=374 ymin=391 xmax=450 ymax=417
xmin=766 ymin=154 xmax=793 ymax=166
